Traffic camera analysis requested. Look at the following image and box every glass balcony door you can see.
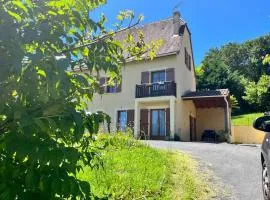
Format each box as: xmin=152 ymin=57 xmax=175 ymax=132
xmin=151 ymin=70 xmax=165 ymax=83
xmin=151 ymin=70 xmax=166 ymax=96
xmin=151 ymin=109 xmax=166 ymax=139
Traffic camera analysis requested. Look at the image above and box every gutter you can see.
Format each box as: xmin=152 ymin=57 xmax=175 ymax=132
xmin=224 ymin=96 xmax=231 ymax=135
xmin=182 ymin=95 xmax=226 ymax=100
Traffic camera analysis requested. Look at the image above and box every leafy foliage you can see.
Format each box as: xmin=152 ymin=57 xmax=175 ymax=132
xmin=263 ymin=54 xmax=270 ymax=66
xmin=0 ymin=0 xmax=161 ymax=199
xmin=230 ymin=95 xmax=239 ymax=110
xmin=196 ymin=49 xmax=246 ymax=111
xmin=242 ymin=75 xmax=270 ymax=111
xmin=196 ymin=34 xmax=270 ymax=113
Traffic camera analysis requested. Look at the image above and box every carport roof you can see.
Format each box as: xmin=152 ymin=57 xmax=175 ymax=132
xmin=182 ymin=89 xmax=230 ymax=108
xmin=182 ymin=89 xmax=229 ymax=99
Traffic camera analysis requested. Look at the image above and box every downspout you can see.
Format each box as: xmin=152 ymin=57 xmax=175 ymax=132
xmin=224 ymin=96 xmax=230 ymax=134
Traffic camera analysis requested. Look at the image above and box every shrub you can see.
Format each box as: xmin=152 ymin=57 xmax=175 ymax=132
xmin=216 ymin=131 xmax=230 ymax=143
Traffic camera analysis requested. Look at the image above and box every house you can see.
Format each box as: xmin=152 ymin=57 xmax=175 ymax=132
xmin=87 ymin=11 xmax=231 ymax=141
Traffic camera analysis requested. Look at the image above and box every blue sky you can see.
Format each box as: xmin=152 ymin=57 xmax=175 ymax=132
xmin=92 ymin=0 xmax=270 ymax=66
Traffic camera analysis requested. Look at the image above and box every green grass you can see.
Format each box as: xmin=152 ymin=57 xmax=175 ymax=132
xmin=164 ymin=151 xmax=212 ymax=200
xmin=77 ymin=133 xmax=212 ymax=199
xmin=232 ymin=112 xmax=263 ymax=126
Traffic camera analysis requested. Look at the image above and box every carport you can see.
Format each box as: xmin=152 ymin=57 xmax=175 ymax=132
xmin=182 ymin=89 xmax=231 ymax=141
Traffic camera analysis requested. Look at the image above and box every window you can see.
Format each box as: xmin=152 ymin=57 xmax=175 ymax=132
xmin=185 ymin=48 xmax=191 ymax=70
xmin=151 ymin=109 xmax=166 ymax=137
xmin=118 ymin=111 xmax=127 ymax=131
xmin=151 ymin=70 xmax=166 ymax=83
xmin=117 ymin=110 xmax=134 ymax=131
xmin=107 ymin=79 xmax=117 ymax=93
xmin=99 ymin=77 xmax=121 ymax=94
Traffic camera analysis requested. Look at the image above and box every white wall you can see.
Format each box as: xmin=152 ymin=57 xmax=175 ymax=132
xmin=87 ymin=28 xmax=196 ymax=137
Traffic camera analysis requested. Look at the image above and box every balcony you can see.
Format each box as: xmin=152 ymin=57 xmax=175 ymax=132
xmin=135 ymin=81 xmax=177 ymax=98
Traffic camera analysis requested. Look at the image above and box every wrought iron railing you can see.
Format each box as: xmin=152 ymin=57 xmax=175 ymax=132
xmin=135 ymin=81 xmax=176 ymax=98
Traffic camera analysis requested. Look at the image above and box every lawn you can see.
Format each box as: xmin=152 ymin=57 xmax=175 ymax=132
xmin=77 ymin=133 xmax=212 ymax=199
xmin=232 ymin=112 xmax=263 ymax=126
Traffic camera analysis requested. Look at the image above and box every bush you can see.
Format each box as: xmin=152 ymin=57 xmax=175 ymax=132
xmin=242 ymin=75 xmax=270 ymax=111
xmin=216 ymin=131 xmax=230 ymax=143
xmin=95 ymin=132 xmax=143 ymax=150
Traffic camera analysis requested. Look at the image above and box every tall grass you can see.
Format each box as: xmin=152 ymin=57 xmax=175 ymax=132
xmin=77 ymin=133 xmax=212 ymax=199
xmin=232 ymin=112 xmax=263 ymax=126
xmin=164 ymin=152 xmax=211 ymax=200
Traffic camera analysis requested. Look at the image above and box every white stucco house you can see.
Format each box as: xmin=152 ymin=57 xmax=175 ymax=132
xmin=87 ymin=11 xmax=231 ymax=141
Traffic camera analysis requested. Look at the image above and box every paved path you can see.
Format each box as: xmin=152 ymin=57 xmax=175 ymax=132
xmin=146 ymin=141 xmax=262 ymax=200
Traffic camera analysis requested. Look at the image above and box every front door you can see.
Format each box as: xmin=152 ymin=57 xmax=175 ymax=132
xmin=150 ymin=109 xmax=166 ymax=139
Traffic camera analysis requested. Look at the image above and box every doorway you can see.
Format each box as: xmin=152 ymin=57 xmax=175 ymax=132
xmin=150 ymin=109 xmax=166 ymax=139
xmin=190 ymin=116 xmax=196 ymax=141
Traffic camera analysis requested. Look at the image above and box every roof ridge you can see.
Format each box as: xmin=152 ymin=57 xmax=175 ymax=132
xmin=134 ymin=16 xmax=186 ymax=29
xmin=131 ymin=18 xmax=171 ymax=30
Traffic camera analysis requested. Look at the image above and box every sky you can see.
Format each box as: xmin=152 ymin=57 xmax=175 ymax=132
xmin=91 ymin=0 xmax=270 ymax=66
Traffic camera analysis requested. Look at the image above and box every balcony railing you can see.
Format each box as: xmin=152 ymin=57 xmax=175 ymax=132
xmin=135 ymin=81 xmax=177 ymax=98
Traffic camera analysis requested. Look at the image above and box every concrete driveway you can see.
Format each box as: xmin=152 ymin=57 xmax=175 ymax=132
xmin=146 ymin=141 xmax=262 ymax=200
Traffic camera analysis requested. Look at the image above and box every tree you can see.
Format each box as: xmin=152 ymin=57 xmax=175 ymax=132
xmin=197 ymin=34 xmax=270 ymax=113
xmin=242 ymin=54 xmax=270 ymax=111
xmin=230 ymin=95 xmax=239 ymax=110
xmin=196 ymin=49 xmax=246 ymax=112
xmin=242 ymin=75 xmax=270 ymax=111
xmin=0 ymin=0 xmax=161 ymax=199
xmin=219 ymin=36 xmax=270 ymax=82
xmin=263 ymin=54 xmax=270 ymax=66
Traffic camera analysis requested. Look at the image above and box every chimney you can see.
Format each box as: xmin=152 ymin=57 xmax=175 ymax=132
xmin=173 ymin=11 xmax=181 ymax=36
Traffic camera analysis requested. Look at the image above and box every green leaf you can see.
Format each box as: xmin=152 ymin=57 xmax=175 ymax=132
xmin=12 ymin=1 xmax=28 ymax=13
xmin=0 ymin=115 xmax=7 ymax=121
xmin=37 ymin=69 xmax=46 ymax=77
xmin=82 ymin=47 xmax=89 ymax=57
xmin=117 ymin=14 xmax=123 ymax=21
xmin=48 ymin=11 xmax=57 ymax=16
xmin=7 ymin=10 xmax=22 ymax=22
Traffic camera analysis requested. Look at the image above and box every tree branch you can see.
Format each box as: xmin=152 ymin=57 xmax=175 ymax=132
xmin=60 ymin=18 xmax=141 ymax=54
